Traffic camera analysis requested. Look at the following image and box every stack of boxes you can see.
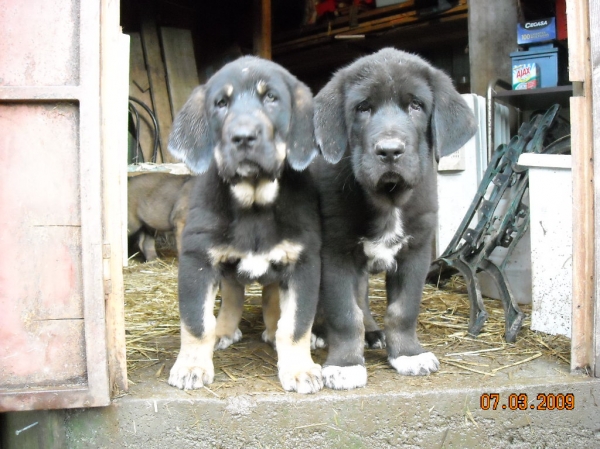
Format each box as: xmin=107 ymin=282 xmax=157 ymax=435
xmin=511 ymin=16 xmax=564 ymax=90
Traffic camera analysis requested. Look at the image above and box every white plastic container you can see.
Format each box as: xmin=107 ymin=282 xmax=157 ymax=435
xmin=518 ymin=153 xmax=572 ymax=337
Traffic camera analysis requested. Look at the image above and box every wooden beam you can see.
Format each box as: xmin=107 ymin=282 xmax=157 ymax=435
xmin=567 ymin=0 xmax=595 ymax=374
xmin=161 ymin=27 xmax=200 ymax=118
xmin=253 ymin=0 xmax=271 ymax=59
xmin=100 ymin=0 xmax=128 ymax=394
xmin=141 ymin=12 xmax=174 ymax=162
xmin=589 ymin=0 xmax=600 ymax=377
xmin=128 ymin=32 xmax=155 ymax=164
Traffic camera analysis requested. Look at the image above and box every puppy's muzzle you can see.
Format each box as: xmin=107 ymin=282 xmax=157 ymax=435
xmin=375 ymin=139 xmax=405 ymax=163
xmin=229 ymin=120 xmax=263 ymax=152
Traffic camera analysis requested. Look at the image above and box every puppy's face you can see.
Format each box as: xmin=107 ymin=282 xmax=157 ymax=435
xmin=315 ymin=48 xmax=477 ymax=198
xmin=206 ymin=64 xmax=292 ymax=181
xmin=345 ymin=63 xmax=434 ymax=194
xmin=168 ymin=56 xmax=317 ymax=182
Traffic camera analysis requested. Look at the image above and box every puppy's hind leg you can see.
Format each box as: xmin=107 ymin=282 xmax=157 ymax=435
xmin=261 ymin=283 xmax=280 ymax=346
xmin=357 ymin=272 xmax=386 ymax=349
xmin=214 ymin=279 xmax=245 ymax=350
xmin=138 ymin=232 xmax=158 ymax=261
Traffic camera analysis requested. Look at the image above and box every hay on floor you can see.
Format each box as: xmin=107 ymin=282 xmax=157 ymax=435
xmin=123 ymin=257 xmax=570 ymax=387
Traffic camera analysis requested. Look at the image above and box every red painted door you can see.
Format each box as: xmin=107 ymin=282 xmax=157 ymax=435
xmin=0 ymin=0 xmax=110 ymax=410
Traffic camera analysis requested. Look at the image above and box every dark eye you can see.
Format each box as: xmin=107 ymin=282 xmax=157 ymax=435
xmin=215 ymin=97 xmax=228 ymax=108
xmin=356 ymin=101 xmax=371 ymax=113
xmin=409 ymin=98 xmax=424 ymax=111
xmin=264 ymin=91 xmax=277 ymax=103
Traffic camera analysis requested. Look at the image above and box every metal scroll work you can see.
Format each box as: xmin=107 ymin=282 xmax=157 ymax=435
xmin=429 ymin=104 xmax=568 ymax=343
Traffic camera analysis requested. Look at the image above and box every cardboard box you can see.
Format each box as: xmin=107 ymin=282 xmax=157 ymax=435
xmin=512 ymin=63 xmax=538 ymax=90
xmin=517 ymin=17 xmax=556 ymax=45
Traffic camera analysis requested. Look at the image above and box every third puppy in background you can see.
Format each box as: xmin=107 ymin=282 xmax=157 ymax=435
xmin=128 ymin=172 xmax=194 ymax=261
xmin=312 ymin=48 xmax=477 ymax=390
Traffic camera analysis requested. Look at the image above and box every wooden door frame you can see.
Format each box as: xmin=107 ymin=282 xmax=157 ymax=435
xmin=567 ymin=0 xmax=598 ymax=375
xmin=0 ymin=0 xmax=109 ymax=410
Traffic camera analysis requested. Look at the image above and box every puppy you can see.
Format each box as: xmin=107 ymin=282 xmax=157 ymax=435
xmin=167 ymin=56 xmax=323 ymax=394
xmin=127 ymin=172 xmax=194 ymax=260
xmin=312 ymin=48 xmax=477 ymax=389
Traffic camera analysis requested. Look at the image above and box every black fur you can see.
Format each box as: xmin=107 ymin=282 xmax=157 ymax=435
xmin=167 ymin=56 xmax=323 ymax=393
xmin=312 ymin=48 xmax=477 ymax=388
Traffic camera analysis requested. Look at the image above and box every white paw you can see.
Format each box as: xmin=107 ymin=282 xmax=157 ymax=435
xmin=279 ymin=363 xmax=323 ymax=394
xmin=214 ymin=328 xmax=242 ymax=350
xmin=322 ymin=365 xmax=367 ymax=390
xmin=168 ymin=356 xmax=214 ymax=390
xmin=261 ymin=330 xmax=276 ymax=346
xmin=389 ymin=352 xmax=439 ymax=376
xmin=310 ymin=333 xmax=327 ymax=350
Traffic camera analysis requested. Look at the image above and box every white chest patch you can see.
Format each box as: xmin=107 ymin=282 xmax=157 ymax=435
xmin=362 ymin=209 xmax=411 ymax=272
xmin=230 ymin=179 xmax=279 ymax=208
xmin=208 ymin=240 xmax=304 ymax=278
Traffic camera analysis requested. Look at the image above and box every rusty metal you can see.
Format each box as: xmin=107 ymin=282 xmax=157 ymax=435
xmin=430 ymin=104 xmax=562 ymax=343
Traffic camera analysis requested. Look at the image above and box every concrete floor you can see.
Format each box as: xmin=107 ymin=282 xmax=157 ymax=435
xmin=2 ymin=353 xmax=599 ymax=449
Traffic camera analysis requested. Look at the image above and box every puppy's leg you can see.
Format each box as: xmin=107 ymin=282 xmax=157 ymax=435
xmin=321 ymin=254 xmax=368 ymax=390
xmin=214 ymin=279 xmax=244 ymax=350
xmin=138 ymin=232 xmax=158 ymax=261
xmin=276 ymin=259 xmax=323 ymax=394
xmin=357 ymin=272 xmax=386 ymax=349
xmin=385 ymin=244 xmax=439 ymax=376
xmin=169 ymin=252 xmax=219 ymax=390
xmin=261 ymin=282 xmax=280 ymax=346
xmin=173 ymin=217 xmax=186 ymax=257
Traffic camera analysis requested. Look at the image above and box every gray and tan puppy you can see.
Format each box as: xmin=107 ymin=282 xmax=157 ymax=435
xmin=312 ymin=48 xmax=477 ymax=389
xmin=167 ymin=56 xmax=323 ymax=394
xmin=127 ymin=172 xmax=194 ymax=260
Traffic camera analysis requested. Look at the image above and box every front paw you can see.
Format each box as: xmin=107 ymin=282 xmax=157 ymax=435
xmin=279 ymin=363 xmax=323 ymax=394
xmin=310 ymin=333 xmax=327 ymax=350
xmin=322 ymin=365 xmax=367 ymax=390
xmin=215 ymin=328 xmax=242 ymax=350
xmin=389 ymin=352 xmax=439 ymax=376
xmin=168 ymin=354 xmax=215 ymax=390
xmin=365 ymin=330 xmax=386 ymax=349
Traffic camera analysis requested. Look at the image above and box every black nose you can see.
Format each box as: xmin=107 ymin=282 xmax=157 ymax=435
xmin=231 ymin=125 xmax=260 ymax=149
xmin=375 ymin=140 xmax=405 ymax=162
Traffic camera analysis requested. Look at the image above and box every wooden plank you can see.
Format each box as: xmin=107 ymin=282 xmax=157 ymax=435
xmin=128 ymin=32 xmax=155 ymax=164
xmin=589 ymin=0 xmax=600 ymax=377
xmin=101 ymin=0 xmax=129 ymax=395
xmin=78 ymin=0 xmax=110 ymax=408
xmin=254 ymin=0 xmax=272 ymax=59
xmin=567 ymin=0 xmax=594 ymax=373
xmin=141 ymin=13 xmax=174 ymax=163
xmin=0 ymin=0 xmax=110 ymax=412
xmin=0 ymin=86 xmax=81 ymax=100
xmin=161 ymin=27 xmax=200 ymax=117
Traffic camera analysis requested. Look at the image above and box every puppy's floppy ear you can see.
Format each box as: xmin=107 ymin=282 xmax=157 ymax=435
xmin=314 ymin=74 xmax=347 ymax=164
xmin=167 ymin=86 xmax=213 ymax=174
xmin=286 ymin=81 xmax=319 ymax=171
xmin=429 ymin=69 xmax=478 ymax=162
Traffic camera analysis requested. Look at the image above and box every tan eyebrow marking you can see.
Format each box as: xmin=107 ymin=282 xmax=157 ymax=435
xmin=256 ymin=80 xmax=267 ymax=95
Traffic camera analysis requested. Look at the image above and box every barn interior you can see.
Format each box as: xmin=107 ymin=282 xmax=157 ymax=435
xmin=2 ymin=1 xmax=597 ymax=447
xmin=118 ymin=0 xmax=575 ymax=393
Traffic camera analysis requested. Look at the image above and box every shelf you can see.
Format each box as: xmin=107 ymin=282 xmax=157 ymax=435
xmin=493 ymin=85 xmax=573 ymax=111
